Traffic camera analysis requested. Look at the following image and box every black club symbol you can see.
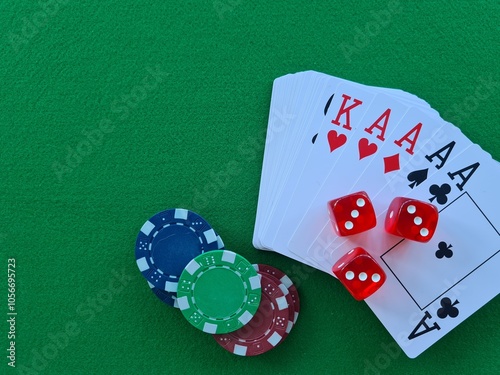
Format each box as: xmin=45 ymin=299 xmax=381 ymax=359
xmin=437 ymin=297 xmax=460 ymax=319
xmin=435 ymin=241 xmax=453 ymax=259
xmin=429 ymin=183 xmax=451 ymax=205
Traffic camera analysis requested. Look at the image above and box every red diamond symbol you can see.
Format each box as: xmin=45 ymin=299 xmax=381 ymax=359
xmin=383 ymin=153 xmax=400 ymax=173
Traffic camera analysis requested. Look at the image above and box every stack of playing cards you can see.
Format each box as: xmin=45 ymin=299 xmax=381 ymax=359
xmin=253 ymin=71 xmax=500 ymax=358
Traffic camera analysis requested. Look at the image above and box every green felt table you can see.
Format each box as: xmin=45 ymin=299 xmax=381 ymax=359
xmin=1 ymin=1 xmax=499 ymax=374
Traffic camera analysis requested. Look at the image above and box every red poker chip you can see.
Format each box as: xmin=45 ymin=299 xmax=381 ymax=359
xmin=254 ymin=264 xmax=300 ymax=336
xmin=213 ymin=271 xmax=290 ymax=356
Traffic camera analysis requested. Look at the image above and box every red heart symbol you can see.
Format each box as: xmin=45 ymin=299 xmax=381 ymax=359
xmin=327 ymin=130 xmax=347 ymax=153
xmin=358 ymin=138 xmax=378 ymax=160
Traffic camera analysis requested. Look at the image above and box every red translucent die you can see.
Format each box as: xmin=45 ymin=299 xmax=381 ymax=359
xmin=332 ymin=247 xmax=386 ymax=300
xmin=327 ymin=191 xmax=376 ymax=236
xmin=385 ymin=197 xmax=438 ymax=242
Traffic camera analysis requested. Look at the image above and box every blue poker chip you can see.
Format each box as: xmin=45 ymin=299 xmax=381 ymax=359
xmin=135 ymin=208 xmax=222 ymax=292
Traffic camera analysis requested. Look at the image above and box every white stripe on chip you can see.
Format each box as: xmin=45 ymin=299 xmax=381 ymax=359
xmin=203 ymin=323 xmax=217 ymax=334
xmin=239 ymin=311 xmax=253 ymax=325
xmin=249 ymin=275 xmax=261 ymax=290
xmin=185 ymin=259 xmax=200 ymax=275
xmin=136 ymin=257 xmax=150 ymax=272
xmin=267 ymin=332 xmax=283 ymax=347
xmin=276 ymin=296 xmax=288 ymax=311
xmin=204 ymin=228 xmax=217 ymax=244
xmin=165 ymin=281 xmax=178 ymax=293
xmin=233 ymin=345 xmax=247 ymax=356
xmin=279 ymin=283 xmax=289 ymax=296
xmin=174 ymin=208 xmax=188 ymax=220
xmin=280 ymin=275 xmax=293 ymax=288
xmin=222 ymin=250 xmax=236 ymax=263
xmin=177 ymin=296 xmax=190 ymax=310
xmin=140 ymin=221 xmax=155 ymax=235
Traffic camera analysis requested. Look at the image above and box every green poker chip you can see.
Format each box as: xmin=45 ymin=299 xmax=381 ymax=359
xmin=177 ymin=250 xmax=261 ymax=334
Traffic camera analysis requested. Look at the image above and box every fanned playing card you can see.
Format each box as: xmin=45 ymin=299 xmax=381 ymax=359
xmin=253 ymin=71 xmax=499 ymax=358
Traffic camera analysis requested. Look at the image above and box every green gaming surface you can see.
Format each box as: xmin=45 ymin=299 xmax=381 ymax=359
xmin=1 ymin=1 xmax=499 ymax=374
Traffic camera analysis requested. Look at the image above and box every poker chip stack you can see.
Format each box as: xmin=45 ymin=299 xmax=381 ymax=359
xmin=134 ymin=208 xmax=300 ymax=356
